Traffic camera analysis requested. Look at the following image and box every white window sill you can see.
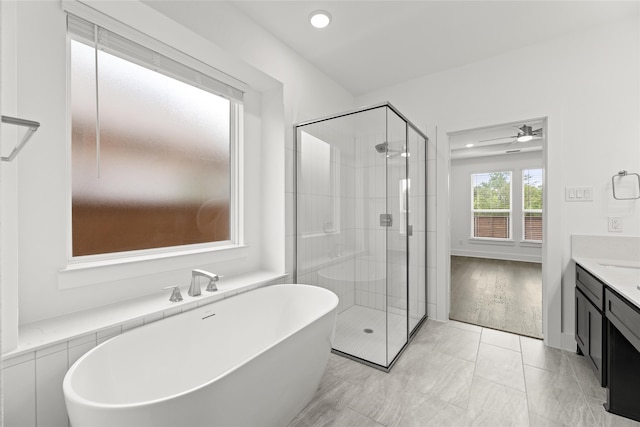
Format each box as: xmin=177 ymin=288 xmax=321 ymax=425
xmin=468 ymin=238 xmax=515 ymax=246
xmin=520 ymin=240 xmax=543 ymax=247
xmin=59 ymin=244 xmax=248 ymax=290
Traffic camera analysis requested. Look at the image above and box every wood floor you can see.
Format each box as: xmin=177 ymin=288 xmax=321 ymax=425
xmin=450 ymin=256 xmax=542 ymax=338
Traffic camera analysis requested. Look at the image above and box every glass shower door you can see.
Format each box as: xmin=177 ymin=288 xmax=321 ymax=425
xmin=408 ymin=126 xmax=427 ymax=334
xmin=385 ymin=109 xmax=408 ymax=365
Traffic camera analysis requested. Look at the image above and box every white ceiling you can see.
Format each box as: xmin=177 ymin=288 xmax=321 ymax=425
xmin=231 ymin=1 xmax=639 ymax=95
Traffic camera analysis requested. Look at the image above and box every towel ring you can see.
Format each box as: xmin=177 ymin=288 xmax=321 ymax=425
xmin=612 ymin=170 xmax=640 ymax=200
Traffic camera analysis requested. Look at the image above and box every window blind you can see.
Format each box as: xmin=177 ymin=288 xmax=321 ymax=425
xmin=67 ymin=14 xmax=244 ymax=102
xmin=472 ymin=172 xmax=511 ymax=210
xmin=523 ymin=168 xmax=543 ymax=209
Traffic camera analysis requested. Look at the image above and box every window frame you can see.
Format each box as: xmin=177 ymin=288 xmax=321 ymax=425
xmin=522 ymin=168 xmax=543 ymax=243
xmin=65 ymin=15 xmax=244 ymax=266
xmin=470 ymin=170 xmax=513 ymax=241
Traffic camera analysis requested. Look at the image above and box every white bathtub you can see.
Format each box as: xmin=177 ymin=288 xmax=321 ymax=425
xmin=63 ymin=284 xmax=339 ymax=427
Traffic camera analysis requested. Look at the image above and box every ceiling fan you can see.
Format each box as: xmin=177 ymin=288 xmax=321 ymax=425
xmin=479 ymin=125 xmax=543 ymax=145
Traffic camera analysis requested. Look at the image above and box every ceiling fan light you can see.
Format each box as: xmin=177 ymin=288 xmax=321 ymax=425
xmin=517 ymin=135 xmax=534 ymax=143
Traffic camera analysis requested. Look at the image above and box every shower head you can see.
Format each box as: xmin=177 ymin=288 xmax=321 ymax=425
xmin=374 ymin=142 xmax=408 ymax=159
xmin=375 ymin=142 xmax=388 ymax=153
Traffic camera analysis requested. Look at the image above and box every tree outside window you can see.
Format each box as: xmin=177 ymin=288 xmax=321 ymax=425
xmin=523 ymin=169 xmax=543 ymax=241
xmin=471 ymin=171 xmax=512 ymax=239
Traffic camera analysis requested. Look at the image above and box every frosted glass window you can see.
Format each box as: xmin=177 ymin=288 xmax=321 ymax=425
xmin=71 ymin=39 xmax=233 ymax=256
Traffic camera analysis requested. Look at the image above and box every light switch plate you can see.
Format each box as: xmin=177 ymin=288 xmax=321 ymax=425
xmin=565 ymin=186 xmax=593 ymax=202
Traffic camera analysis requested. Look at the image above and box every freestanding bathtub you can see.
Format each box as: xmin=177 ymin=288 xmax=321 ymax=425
xmin=63 ymin=284 xmax=339 ymax=427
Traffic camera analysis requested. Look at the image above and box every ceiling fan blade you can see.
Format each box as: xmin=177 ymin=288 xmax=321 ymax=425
xmin=478 ymin=135 xmax=518 ymax=143
xmin=505 ymin=138 xmax=520 ymax=147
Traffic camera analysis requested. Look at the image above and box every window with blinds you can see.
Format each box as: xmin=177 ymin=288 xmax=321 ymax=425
xmin=523 ymin=168 xmax=543 ymax=241
xmin=471 ymin=171 xmax=512 ymax=239
xmin=68 ymin=14 xmax=242 ymax=257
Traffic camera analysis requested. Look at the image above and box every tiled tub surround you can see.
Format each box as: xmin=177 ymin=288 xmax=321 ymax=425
xmin=2 ymin=271 xmax=286 ymax=427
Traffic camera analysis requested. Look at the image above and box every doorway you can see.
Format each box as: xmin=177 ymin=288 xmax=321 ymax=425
xmin=448 ymin=120 xmax=545 ymax=338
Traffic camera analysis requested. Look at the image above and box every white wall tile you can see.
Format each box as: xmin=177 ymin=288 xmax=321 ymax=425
xmin=427 ymin=267 xmax=437 ymax=303
xmin=3 ymin=360 xmax=36 ymax=427
xmin=163 ymin=306 xmax=182 ymax=318
xmin=143 ymin=312 xmax=164 ymax=325
xmin=121 ymin=318 xmax=144 ymax=332
xmin=35 ymin=342 xmax=67 ymax=359
xmin=3 ymin=351 xmax=35 ymax=369
xmin=96 ymin=325 xmax=122 ymax=341
xmin=36 ymin=350 xmax=69 ymax=427
xmin=67 ymin=333 xmax=96 ymax=349
xmin=180 ymin=302 xmax=198 ymax=314
xmin=68 ymin=341 xmax=95 ymax=369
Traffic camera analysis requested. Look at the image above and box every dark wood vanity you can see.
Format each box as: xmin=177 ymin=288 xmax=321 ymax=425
xmin=575 ymin=263 xmax=640 ymax=422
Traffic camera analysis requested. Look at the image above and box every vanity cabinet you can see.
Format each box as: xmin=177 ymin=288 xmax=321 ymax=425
xmin=575 ymin=264 xmax=606 ymax=386
xmin=575 ymin=263 xmax=640 ymax=422
xmin=605 ymin=289 xmax=640 ymax=421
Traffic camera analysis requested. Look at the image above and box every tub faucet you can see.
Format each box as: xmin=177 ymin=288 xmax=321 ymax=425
xmin=189 ymin=269 xmax=221 ymax=296
xmin=162 ymin=285 xmax=183 ymax=302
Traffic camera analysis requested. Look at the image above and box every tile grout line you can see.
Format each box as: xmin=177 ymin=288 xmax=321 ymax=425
xmin=461 ymin=326 xmax=485 ymax=424
xmin=519 ymin=335 xmax=533 ymax=427
xmin=567 ymin=352 xmax=600 ymax=425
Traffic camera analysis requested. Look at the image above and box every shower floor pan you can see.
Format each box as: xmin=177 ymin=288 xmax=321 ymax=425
xmin=333 ymin=305 xmax=407 ymax=367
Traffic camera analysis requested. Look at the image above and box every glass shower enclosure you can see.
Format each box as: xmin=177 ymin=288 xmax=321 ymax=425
xmin=294 ymin=103 xmax=428 ymax=370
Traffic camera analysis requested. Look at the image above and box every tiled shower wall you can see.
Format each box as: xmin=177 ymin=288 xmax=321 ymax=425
xmin=295 ymin=121 xmax=358 ymax=314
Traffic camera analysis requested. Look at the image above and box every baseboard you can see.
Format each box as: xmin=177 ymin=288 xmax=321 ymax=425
xmin=451 ymin=249 xmax=542 ymax=264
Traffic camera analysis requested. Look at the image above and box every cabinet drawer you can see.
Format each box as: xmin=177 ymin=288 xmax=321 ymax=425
xmin=576 ymin=264 xmax=604 ymax=311
xmin=606 ymin=289 xmax=640 ymax=354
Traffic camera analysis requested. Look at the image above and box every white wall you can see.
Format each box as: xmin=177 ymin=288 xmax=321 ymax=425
xmin=357 ymin=15 xmax=640 ymax=349
xmin=450 ymin=151 xmax=543 ymax=263
xmin=1 ymin=0 xmax=19 ymax=353
xmin=1 ymin=0 xmax=354 ymax=335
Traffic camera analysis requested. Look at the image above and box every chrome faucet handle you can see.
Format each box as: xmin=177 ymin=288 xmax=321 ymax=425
xmin=162 ymin=285 xmax=183 ymax=302
xmin=205 ymin=274 xmax=223 ymax=292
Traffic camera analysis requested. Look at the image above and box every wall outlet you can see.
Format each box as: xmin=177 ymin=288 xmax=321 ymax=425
xmin=608 ymin=216 xmax=623 ymax=232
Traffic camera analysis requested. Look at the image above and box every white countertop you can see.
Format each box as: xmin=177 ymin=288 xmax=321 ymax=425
xmin=573 ymin=256 xmax=640 ymax=309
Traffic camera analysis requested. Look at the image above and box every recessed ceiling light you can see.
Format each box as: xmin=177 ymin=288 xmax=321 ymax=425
xmin=465 ymin=143 xmax=474 ymax=148
xmin=309 ymin=10 xmax=331 ymax=29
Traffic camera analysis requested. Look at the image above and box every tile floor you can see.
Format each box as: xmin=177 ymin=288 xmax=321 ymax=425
xmin=288 ymin=319 xmax=640 ymax=427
